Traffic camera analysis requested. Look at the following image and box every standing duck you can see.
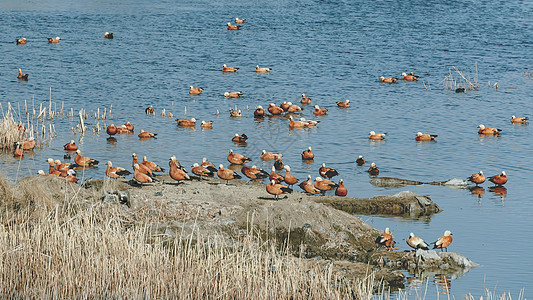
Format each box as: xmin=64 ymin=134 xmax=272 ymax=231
xmin=266 ymin=180 xmax=292 ymax=200
xmin=488 ymin=171 xmax=507 ymax=186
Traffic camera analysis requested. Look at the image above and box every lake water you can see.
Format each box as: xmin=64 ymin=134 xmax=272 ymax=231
xmin=1 ymin=0 xmax=532 ymax=297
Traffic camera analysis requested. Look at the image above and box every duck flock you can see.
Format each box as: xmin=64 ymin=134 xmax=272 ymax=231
xmin=11 ymin=18 xmax=529 ymax=253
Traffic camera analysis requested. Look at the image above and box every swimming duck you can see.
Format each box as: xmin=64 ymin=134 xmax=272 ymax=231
xmin=336 ymin=100 xmax=350 ymax=107
xmin=401 ymin=72 xmax=418 ymax=81
xmin=74 ymin=149 xmax=99 ymax=167
xmin=16 ymin=38 xmax=26 ymax=45
xmin=301 ymin=93 xmax=311 ymax=104
xmin=415 ymin=132 xmax=438 ymax=141
xmin=477 ymin=124 xmax=501 ymax=135
xmin=17 ymin=68 xmax=28 ymax=80
xmin=301 ymin=147 xmax=314 ymax=160
xmin=368 ymin=131 xmax=386 ymax=140
xmin=268 ymin=103 xmax=284 ymax=115
xmin=177 ymin=118 xmax=196 ymax=127
xmin=189 ymin=86 xmax=203 ymax=95
xmin=104 ymin=32 xmax=114 ymax=39
xmin=235 ymin=17 xmax=245 ymax=23
xmin=368 ymin=162 xmax=379 ymax=176
xmin=232 ymin=133 xmax=248 ymax=143
xmin=224 ymin=91 xmax=242 ymax=98
xmin=254 ymin=106 xmax=266 ymax=117
xmin=380 ymin=76 xmax=398 ymax=83
xmin=510 ymin=115 xmax=528 ymax=124
xmin=201 ymin=120 xmax=213 ymax=129
xmin=63 ymin=140 xmax=78 ymax=151
xmin=255 ymin=65 xmax=272 ymax=73
xmin=21 ymin=137 xmax=36 ymax=150
xmin=313 ymin=105 xmax=327 ymax=116
xmin=47 ymin=37 xmax=60 ymax=43
xmin=356 ymin=155 xmax=365 ymax=166
xmin=222 ymin=64 xmax=239 ymax=72
xmin=138 ymin=129 xmax=157 ymax=139
xmin=319 ymin=163 xmax=338 ymax=179
xmin=335 ymin=179 xmax=347 ymax=196
xmin=227 ymin=23 xmax=241 ymax=30
xmin=261 ymin=150 xmax=281 ymax=161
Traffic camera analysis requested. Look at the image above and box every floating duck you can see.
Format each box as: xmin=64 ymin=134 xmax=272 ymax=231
xmin=242 ymin=165 xmax=269 ymax=180
xmin=268 ymin=103 xmax=284 ymax=115
xmin=177 ymin=118 xmax=196 ymax=127
xmin=201 ymin=121 xmax=213 ymax=129
xmin=189 ymin=86 xmax=203 ymax=95
xmin=319 ymin=163 xmax=338 ymax=179
xmin=17 ymin=68 xmax=28 ymax=80
xmin=261 ymin=150 xmax=281 ymax=161
xmin=232 ymin=133 xmax=248 ymax=143
xmin=283 ymin=166 xmax=298 ymax=188
xmin=138 ymin=129 xmax=157 ymax=139
xmin=217 ymin=164 xmax=242 ymax=183
xmin=368 ymin=162 xmax=379 ymax=176
xmin=21 ymin=137 xmax=35 ymax=150
xmin=313 ymin=105 xmax=327 ymax=116
xmin=368 ymin=131 xmax=386 ymax=140
xmin=74 ymin=149 xmax=99 ymax=167
xmin=335 ymin=179 xmax=347 ymax=196
xmin=64 ymin=140 xmax=78 ymax=151
xmin=227 ymin=23 xmax=241 ymax=30
xmin=510 ymin=115 xmax=528 ymax=124
xmin=47 ymin=37 xmax=60 ymax=43
xmin=415 ymin=132 xmax=438 ymax=141
xmin=279 ymin=102 xmax=290 ymax=111
xmin=356 ymin=155 xmax=365 ymax=166
xmin=274 ymin=156 xmax=284 ymax=170
xmin=13 ymin=142 xmax=24 ymax=157
xmin=467 ymin=170 xmax=485 ymax=186
xmin=104 ymin=32 xmax=114 ymax=39
xmin=255 ymin=65 xmax=272 ymax=73
xmin=266 ymin=180 xmax=292 ymax=199
xmin=222 ymin=64 xmax=239 ymax=72
xmin=406 ymin=233 xmax=429 ymax=250
xmin=254 ymin=106 xmax=266 ymax=117
xmin=336 ymin=100 xmax=350 ymax=107
xmin=375 ymin=227 xmax=395 ymax=251
xmin=488 ymin=171 xmax=507 ymax=186
xmin=300 ymin=118 xmax=319 ymax=128
xmin=301 ymin=93 xmax=311 ymax=104
xmin=16 ymin=38 xmax=26 ymax=45
xmin=269 ymin=166 xmax=284 ymax=184
xmin=145 ymin=105 xmax=155 ymax=115
xmin=286 ymin=102 xmax=302 ymax=113
xmin=106 ymin=124 xmax=118 ymax=136
xmin=230 ymin=109 xmax=242 ymax=117
xmin=477 ymin=124 xmax=501 ymax=135
xmin=124 ymin=122 xmax=134 ymax=132
xmin=227 ymin=149 xmax=251 ymax=165
xmin=235 ymin=17 xmax=245 ymax=23
xmin=289 ymin=116 xmax=306 ymax=129
xmin=46 ymin=158 xmax=60 ymax=175
xmin=301 ymin=147 xmax=314 ymax=160
xmin=54 ymin=160 xmax=71 ymax=173
xmin=401 ymin=72 xmax=418 ymax=81
xmin=106 ymin=161 xmax=131 ymax=179
xmin=433 ymin=230 xmax=453 ymax=252
xmin=224 ymin=91 xmax=242 ymax=98
xmin=380 ymin=76 xmax=398 ymax=83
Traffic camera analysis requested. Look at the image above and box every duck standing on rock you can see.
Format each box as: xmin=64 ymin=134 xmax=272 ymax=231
xmin=217 ymin=164 xmax=242 ymax=184
xmin=191 ymin=163 xmax=213 ymax=180
xmin=133 ymin=164 xmax=154 ymax=185
xmin=266 ymin=180 xmax=292 ymax=200
xmin=433 ymin=230 xmax=453 ymax=252
xmin=169 ymin=156 xmax=190 ymax=183
xmin=106 ymin=161 xmax=131 ymax=179
xmin=406 ymin=233 xmax=429 ymax=251
xmin=375 ymin=227 xmax=396 ymax=251
xmin=242 ymin=165 xmax=269 ymax=181
xmin=283 ymin=166 xmax=298 ymax=188
xmin=314 ymin=177 xmax=338 ymax=194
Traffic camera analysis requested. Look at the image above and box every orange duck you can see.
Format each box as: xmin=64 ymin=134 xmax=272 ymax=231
xmin=433 ymin=230 xmax=453 ymax=252
xmin=47 ymin=37 xmax=60 ymax=43
xmin=242 ymin=165 xmax=269 ymax=180
xmin=54 ymin=159 xmax=71 ymax=173
xmin=375 ymin=227 xmax=396 ymax=251
xmin=104 ymin=32 xmax=114 ymax=39
xmin=66 ymin=169 xmax=78 ymax=183
xmin=269 ymin=166 xmax=284 ymax=184
xmin=488 ymin=171 xmax=507 ymax=186
xmin=280 ymin=102 xmax=290 ymax=111
xmin=274 ymin=156 xmax=284 ymax=170
xmin=132 ymin=153 xmax=153 ymax=177
xmin=254 ymin=106 xmax=266 ymax=117
xmin=74 ymin=150 xmax=99 ymax=167
xmin=201 ymin=157 xmax=218 ymax=174
xmin=235 ymin=17 xmax=245 ymax=23
xmin=189 ymin=86 xmax=203 ymax=95
xmin=105 ymin=161 xmax=131 ymax=179
xmin=406 ymin=233 xmax=429 ymax=250
xmin=380 ymin=76 xmax=397 ymax=83
xmin=415 ymin=132 xmax=438 ymax=141
xmin=227 ymin=149 xmax=251 ymax=165
xmin=64 ymin=140 xmax=78 ymax=151
xmin=169 ymin=156 xmax=190 ymax=183
xmin=335 ymin=179 xmax=347 ymax=196
xmin=21 ymin=137 xmax=36 ymax=150
xmin=138 ymin=129 xmax=157 ymax=139
xmin=286 ymin=102 xmax=302 ymax=113
xmin=201 ymin=121 xmax=213 ymax=129
xmin=303 ymin=178 xmax=321 ymax=194
xmin=106 ymin=124 xmax=118 ymax=136
xmin=301 ymin=147 xmax=314 ymax=160
xmin=283 ymin=166 xmax=298 ymax=188
xmin=401 ymin=72 xmax=418 ymax=81
xmin=255 ymin=65 xmax=272 ymax=73
xmin=467 ymin=170 xmax=485 ymax=186
xmin=261 ymin=150 xmax=281 ymax=161
xmin=268 ymin=103 xmax=284 ymax=115
xmin=230 ymin=109 xmax=242 ymax=117
xmin=227 ymin=23 xmax=241 ymax=30
xmin=142 ymin=156 xmax=164 ymax=172
xmin=13 ymin=142 xmax=24 ymax=157
xmin=368 ymin=162 xmax=379 ymax=176
xmin=266 ymin=180 xmax=292 ymax=199
xmin=191 ymin=163 xmax=213 ymax=180
xmin=225 ymin=91 xmax=242 ymax=98
xmin=217 ymin=164 xmax=242 ymax=183
xmin=177 ymin=118 xmax=196 ymax=127
xmin=222 ymin=64 xmax=239 ymax=72
xmin=232 ymin=133 xmax=248 ymax=143
xmin=336 ymin=100 xmax=350 ymax=107
xmin=368 ymin=131 xmax=386 ymax=140
xmin=17 ymin=69 xmax=28 ymax=80
xmin=510 ymin=115 xmax=528 ymax=124
xmin=301 ymin=93 xmax=311 ymax=104
xmin=124 ymin=122 xmax=134 ymax=132
xmin=16 ymin=38 xmax=27 ymax=45
xmin=133 ymin=164 xmax=154 ymax=184
xmin=319 ymin=163 xmax=338 ymax=179
xmin=477 ymin=124 xmax=501 ymax=135
xmin=314 ymin=177 xmax=338 ymax=193
xmin=145 ymin=105 xmax=155 ymax=115
xmin=289 ymin=116 xmax=306 ymax=129
xmin=313 ymin=105 xmax=327 ymax=116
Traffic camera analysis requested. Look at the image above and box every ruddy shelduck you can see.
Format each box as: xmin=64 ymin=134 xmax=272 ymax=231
xmin=415 ymin=132 xmax=438 ymax=141
xmin=356 ymin=155 xmax=365 ymax=166
xmin=106 ymin=124 xmax=118 ymax=136
xmin=38 ymin=170 xmax=52 ymax=177
xmin=189 ymin=86 xmax=203 ymax=95
xmin=191 ymin=163 xmax=213 ymax=180
xmin=47 ymin=158 xmax=60 ymax=175
xmin=145 ymin=105 xmax=155 ymax=115
xmin=433 ymin=230 xmax=453 ymax=252
xmin=222 ymin=64 xmax=239 ymax=72
xmin=488 ymin=171 xmax=507 ymax=186
xmin=314 ymin=177 xmax=338 ymax=193
xmin=510 ymin=115 xmax=528 ymax=124
xmin=21 ymin=137 xmax=36 ymax=150
xmin=104 ymin=32 xmax=114 ymax=39
xmin=368 ymin=162 xmax=379 ymax=176
xmin=54 ymin=159 xmax=71 ymax=173
xmin=477 ymin=124 xmax=501 ymax=135
xmin=254 ymin=106 xmax=266 ymax=117
xmin=266 ymin=180 xmax=292 ymax=200
xmin=227 ymin=149 xmax=251 ymax=165
xmin=319 ymin=163 xmax=338 ymax=179
xmin=232 ymin=133 xmax=248 ymax=143
xmin=64 ymin=140 xmax=78 ymax=151
xmin=242 ymin=165 xmax=269 ymax=180
xmin=48 ymin=37 xmax=60 ymax=43
xmin=17 ymin=69 xmax=28 ymax=80
xmin=261 ymin=150 xmax=281 ymax=161
xmin=301 ymin=93 xmax=311 ymax=104
xmin=66 ymin=169 xmax=78 ymax=183
xmin=201 ymin=120 xmax=213 ymax=129
xmin=16 ymin=38 xmax=27 ymax=45
xmin=380 ymin=76 xmax=398 ymax=83
xmin=142 ymin=156 xmax=164 ymax=172
xmin=224 ymin=91 xmax=242 ymax=98
xmin=299 ymin=175 xmax=311 ymax=191
xmin=13 ymin=142 xmax=24 ymax=157
xmin=313 ymin=105 xmax=327 ymax=116
xmin=406 ymin=233 xmax=429 ymax=250
xmin=133 ymin=164 xmax=154 ymax=184
xmin=375 ymin=227 xmax=396 ymax=251
xmin=201 ymin=157 xmax=218 ymax=174
xmin=106 ymin=161 xmax=131 ymax=179
xmin=304 ymin=179 xmax=321 ymax=194
xmin=301 ymin=147 xmax=314 ymax=160
xmin=335 ymin=179 xmax=347 ymax=196
xmin=368 ymin=131 xmax=386 ymax=140
xmin=269 ymin=166 xmax=284 ymax=184
xmin=336 ymin=100 xmax=350 ymax=107
xmin=286 ymin=102 xmax=302 ymax=113
xmin=268 ymin=103 xmax=284 ymax=115
xmin=274 ymin=156 xmax=284 ymax=170
xmin=468 ymin=170 xmax=485 ymax=186
xmin=300 ymin=118 xmax=319 ymax=128
xmin=227 ymin=23 xmax=241 ymax=30
xmin=229 ymin=109 xmax=242 ymax=117
xmin=169 ymin=156 xmax=190 ymax=183
xmin=255 ymin=65 xmax=271 ymax=73
xmin=132 ymin=153 xmax=153 ymax=177
xmin=124 ymin=122 xmax=134 ymax=132
xmin=401 ymin=72 xmax=418 ymax=81
xmin=235 ymin=17 xmax=245 ymax=23
xmin=217 ymin=164 xmax=242 ymax=183
xmin=289 ymin=116 xmax=306 ymax=129
xmin=138 ymin=129 xmax=157 ymax=139
xmin=74 ymin=150 xmax=99 ymax=167
xmin=283 ymin=166 xmax=298 ymax=187
xmin=177 ymin=118 xmax=196 ymax=127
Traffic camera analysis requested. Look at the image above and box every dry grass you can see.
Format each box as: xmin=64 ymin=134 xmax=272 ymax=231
xmin=0 ymin=175 xmax=378 ymax=299
xmin=0 ymin=104 xmax=26 ymax=150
